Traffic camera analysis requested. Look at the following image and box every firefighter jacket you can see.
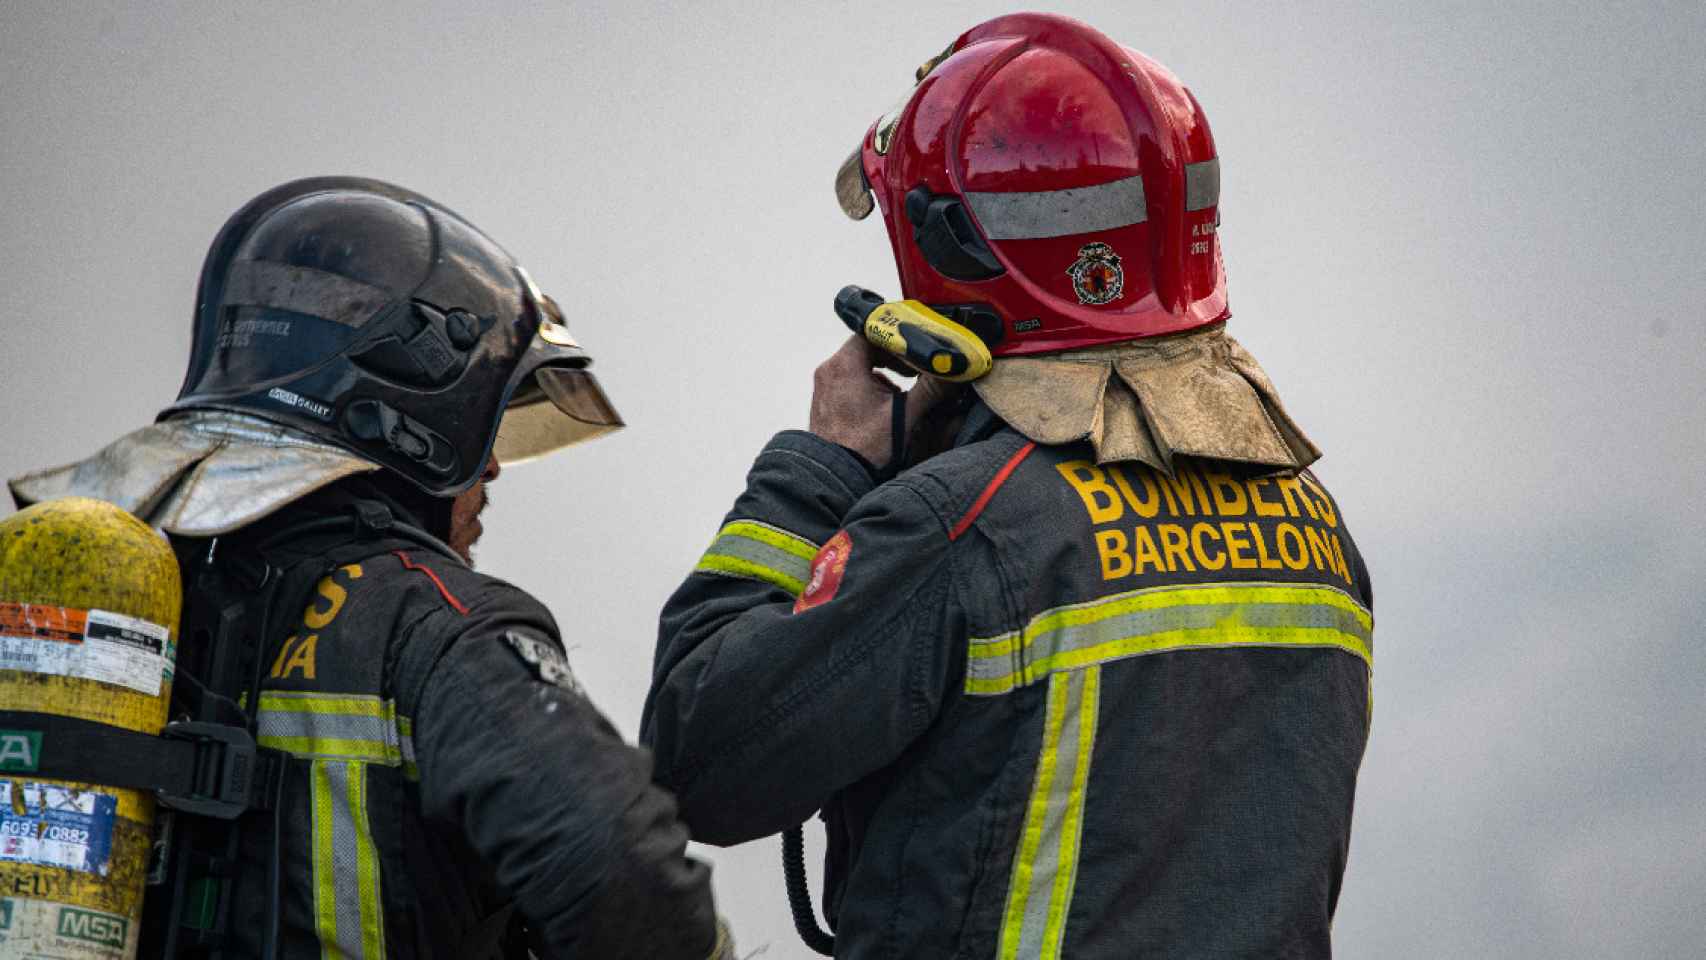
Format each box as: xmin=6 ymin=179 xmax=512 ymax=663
xmin=643 ymin=404 xmax=1373 ymax=959
xmin=196 ymin=480 xmax=727 ymax=960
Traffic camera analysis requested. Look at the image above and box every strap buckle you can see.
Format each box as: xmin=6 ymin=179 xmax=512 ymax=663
xmin=156 ymin=721 xmax=280 ymax=820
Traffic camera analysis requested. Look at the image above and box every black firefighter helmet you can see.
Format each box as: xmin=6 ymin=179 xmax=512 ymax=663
xmin=167 ymin=176 xmax=622 ymax=496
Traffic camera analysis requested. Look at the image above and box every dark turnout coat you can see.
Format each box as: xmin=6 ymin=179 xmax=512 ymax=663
xmin=205 ymin=481 xmax=721 ymax=960
xmin=643 ymin=406 xmax=1373 ymax=959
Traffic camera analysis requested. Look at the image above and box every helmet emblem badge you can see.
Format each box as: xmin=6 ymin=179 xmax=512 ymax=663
xmin=1066 ymin=242 xmax=1125 ymax=306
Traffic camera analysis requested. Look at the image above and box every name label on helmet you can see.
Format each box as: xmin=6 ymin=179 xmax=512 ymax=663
xmin=267 ymin=387 xmax=333 ymax=421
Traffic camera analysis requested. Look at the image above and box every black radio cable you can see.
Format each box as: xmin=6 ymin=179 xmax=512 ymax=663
xmin=782 ymin=824 xmax=835 ymax=956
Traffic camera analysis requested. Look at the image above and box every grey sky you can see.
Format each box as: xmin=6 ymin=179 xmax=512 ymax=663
xmin=3 ymin=1 xmax=1703 ymax=956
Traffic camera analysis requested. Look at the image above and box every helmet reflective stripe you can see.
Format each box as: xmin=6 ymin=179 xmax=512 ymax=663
xmin=1183 ymin=158 xmax=1221 ymax=213
xmin=220 ymin=260 xmax=391 ymax=328
xmin=965 ymin=176 xmax=1148 ymax=241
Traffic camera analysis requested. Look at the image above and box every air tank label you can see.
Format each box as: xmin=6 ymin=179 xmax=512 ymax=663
xmin=0 ymin=782 xmax=118 ymax=877
xmin=0 ymin=897 xmax=133 ymax=959
xmin=0 ymin=603 xmax=171 ymax=696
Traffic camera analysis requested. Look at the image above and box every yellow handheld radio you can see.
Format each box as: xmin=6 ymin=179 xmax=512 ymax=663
xmin=834 ymin=286 xmax=993 ymax=383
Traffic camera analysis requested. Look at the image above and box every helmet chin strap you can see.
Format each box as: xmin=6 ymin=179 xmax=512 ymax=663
xmin=354 ymin=471 xmax=456 ymax=545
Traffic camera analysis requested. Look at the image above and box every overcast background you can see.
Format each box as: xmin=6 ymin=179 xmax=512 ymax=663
xmin=3 ymin=1 xmax=1703 ymax=956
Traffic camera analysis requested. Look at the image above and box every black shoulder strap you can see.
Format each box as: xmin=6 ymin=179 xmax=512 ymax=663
xmin=0 ymin=711 xmax=285 ymax=820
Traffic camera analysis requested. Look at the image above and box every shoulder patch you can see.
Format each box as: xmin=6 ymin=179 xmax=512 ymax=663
xmin=502 ymin=630 xmax=582 ymax=695
xmin=793 ymin=530 xmax=852 ymax=613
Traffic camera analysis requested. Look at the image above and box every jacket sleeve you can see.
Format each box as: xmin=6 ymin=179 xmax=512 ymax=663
xmin=641 ymin=430 xmax=961 ymax=845
xmin=407 ymin=584 xmax=727 ymax=960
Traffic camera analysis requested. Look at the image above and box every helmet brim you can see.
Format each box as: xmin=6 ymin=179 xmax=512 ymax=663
xmin=493 ymin=364 xmax=624 ymax=467
xmin=835 ymin=145 xmax=875 ymax=221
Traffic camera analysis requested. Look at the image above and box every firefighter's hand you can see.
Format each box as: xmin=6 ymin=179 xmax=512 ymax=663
xmin=810 ymin=334 xmax=955 ymax=470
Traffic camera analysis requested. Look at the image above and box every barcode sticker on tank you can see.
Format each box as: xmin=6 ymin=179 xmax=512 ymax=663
xmin=0 ymin=603 xmax=169 ymax=696
xmin=80 ymin=610 xmax=170 ymax=696
xmin=0 ymin=782 xmax=118 ymax=877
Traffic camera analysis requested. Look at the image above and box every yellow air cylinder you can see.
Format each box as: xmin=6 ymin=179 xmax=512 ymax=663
xmin=0 ymin=497 xmax=180 ymax=960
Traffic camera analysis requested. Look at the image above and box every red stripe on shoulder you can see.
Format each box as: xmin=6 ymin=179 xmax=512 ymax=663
xmin=394 ymin=550 xmax=469 ymax=615
xmin=949 ymin=441 xmax=1037 ymax=541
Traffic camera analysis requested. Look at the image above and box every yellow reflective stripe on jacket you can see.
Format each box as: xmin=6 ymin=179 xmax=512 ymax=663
xmin=271 ymin=694 xmax=406 ymax=955
xmin=967 ymin=582 xmax=1372 ymax=696
xmin=257 ymin=691 xmax=414 ymax=768
xmin=998 ymin=665 xmax=1100 ymax=960
xmin=693 ymin=520 xmax=819 ymax=596
xmin=311 ymin=758 xmax=385 ymax=959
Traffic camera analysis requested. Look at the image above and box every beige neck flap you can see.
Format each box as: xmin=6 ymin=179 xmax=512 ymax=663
xmin=972 ymin=324 xmax=1321 ymax=474
xmin=8 ymin=411 xmax=378 ymax=537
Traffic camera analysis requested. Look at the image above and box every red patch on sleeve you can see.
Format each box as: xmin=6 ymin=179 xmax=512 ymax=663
xmin=793 ymin=530 xmax=852 ymax=614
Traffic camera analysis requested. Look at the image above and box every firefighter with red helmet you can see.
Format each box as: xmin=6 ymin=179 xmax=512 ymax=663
xmin=644 ymin=13 xmax=1372 ymax=958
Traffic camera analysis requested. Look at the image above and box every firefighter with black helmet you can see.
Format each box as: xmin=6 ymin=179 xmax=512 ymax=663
xmin=9 ymin=178 xmax=732 ymax=959
xmin=644 ymin=13 xmax=1372 ymax=958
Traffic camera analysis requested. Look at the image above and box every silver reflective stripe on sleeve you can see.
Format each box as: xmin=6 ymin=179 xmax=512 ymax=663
xmin=693 ymin=520 xmax=820 ymax=596
xmin=1184 ymin=158 xmax=1221 ymax=212
xmin=256 ymin=691 xmax=409 ymax=765
xmin=964 ymin=176 xmax=1147 ymax=240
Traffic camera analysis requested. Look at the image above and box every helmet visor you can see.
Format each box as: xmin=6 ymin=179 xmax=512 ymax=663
xmin=834 ymin=42 xmax=956 ymax=220
xmin=492 ymin=364 xmax=624 ymax=466
xmin=835 ymin=146 xmax=876 ymax=221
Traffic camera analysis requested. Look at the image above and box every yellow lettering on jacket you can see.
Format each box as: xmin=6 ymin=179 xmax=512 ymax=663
xmin=1203 ymin=471 xmax=1249 ymax=517
xmin=1275 ymin=523 xmax=1310 ymax=570
xmin=1306 ymin=526 xmax=1336 ymax=577
xmin=1109 ymin=466 xmax=1161 ymax=519
xmin=1059 ymin=462 xmax=1124 ymax=524
xmin=1248 ymin=522 xmax=1283 ymax=569
xmin=1191 ymin=523 xmax=1226 ymax=570
xmin=1331 ymin=534 xmax=1352 ymax=586
xmin=1246 ymin=477 xmax=1285 ymax=518
xmin=1157 ymin=524 xmax=1195 ymax=572
xmin=1067 ymin=460 xmax=1356 ymax=588
xmin=1096 ymin=529 xmax=1133 ymax=579
xmin=1187 ymin=470 xmax=1212 ymax=515
xmin=1274 ymin=476 xmax=1318 ymax=520
xmin=270 ymin=633 xmax=319 ymax=681
xmin=1132 ymin=527 xmax=1166 ymax=574
xmin=1298 ymin=473 xmax=1339 ymax=528
xmin=1221 ymin=521 xmax=1257 ymax=570
xmin=303 ymin=564 xmax=365 ymax=630
xmin=1158 ymin=469 xmax=1201 ymax=517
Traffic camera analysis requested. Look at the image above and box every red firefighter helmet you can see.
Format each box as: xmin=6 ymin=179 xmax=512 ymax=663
xmin=836 ymin=13 xmax=1226 ymax=356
